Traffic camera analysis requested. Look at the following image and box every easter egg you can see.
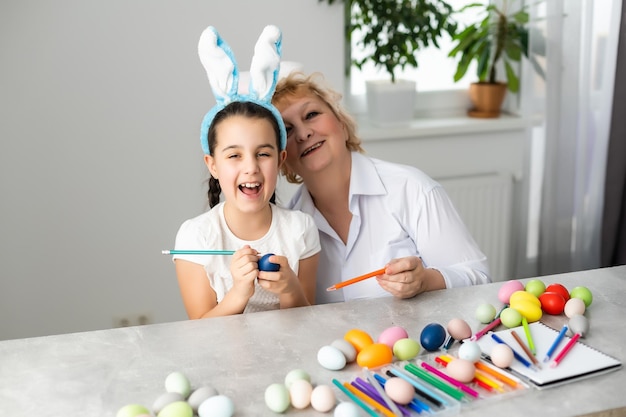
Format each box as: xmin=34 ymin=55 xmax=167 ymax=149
xmin=378 ymin=326 xmax=409 ymax=348
xmin=509 ymin=290 xmax=541 ymax=307
xmin=446 ymin=318 xmax=472 ymax=341
xmin=498 ymin=280 xmax=525 ymax=304
xmin=446 ymin=358 xmax=476 ymax=383
xmin=344 ymin=329 xmax=374 ymax=353
xmin=258 ymin=253 xmax=280 ymax=271
xmin=264 ymin=383 xmax=290 ymax=413
xmin=116 ymin=404 xmax=151 ymax=417
xmin=499 ymin=307 xmax=523 ymax=328
xmin=475 ymin=303 xmax=497 ymax=324
xmin=334 ymin=402 xmax=360 ymax=417
xmin=310 ymin=385 xmax=336 ymax=412
xmin=570 ymin=286 xmax=593 ymax=307
xmin=509 ymin=291 xmax=542 ymax=322
xmin=188 ymin=387 xmax=219 ymax=413
xmin=284 ymin=369 xmax=311 ymax=389
xmin=458 ymin=340 xmax=482 ymax=362
xmin=197 ymin=395 xmax=234 ymax=417
xmin=539 ymin=291 xmax=566 ymax=315
xmin=356 ymin=343 xmax=394 ymax=368
xmin=164 ymin=371 xmax=191 ymax=399
xmin=392 ymin=338 xmax=421 ymax=360
xmin=317 ymin=345 xmax=347 ymax=370
xmin=564 ymin=297 xmax=586 ymax=317
xmin=510 ymin=299 xmax=542 ymax=322
xmin=158 ymin=401 xmax=193 ymax=417
xmin=525 ymin=279 xmax=546 ymax=297
xmin=490 ymin=343 xmax=514 ymax=368
xmin=331 ymin=339 xmax=357 ymax=363
xmin=384 ymin=377 xmax=415 ymax=405
xmin=420 ymin=323 xmax=446 ymax=351
xmin=545 ymin=283 xmax=570 ymax=302
xmin=289 ymin=379 xmax=313 ymax=409
xmin=568 ymin=314 xmax=590 ymax=337
xmin=153 ymin=392 xmax=184 ymax=414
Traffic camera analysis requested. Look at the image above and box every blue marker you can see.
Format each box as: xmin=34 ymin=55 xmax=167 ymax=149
xmin=491 ymin=333 xmax=538 ymax=370
xmin=544 ymin=324 xmax=569 ymax=362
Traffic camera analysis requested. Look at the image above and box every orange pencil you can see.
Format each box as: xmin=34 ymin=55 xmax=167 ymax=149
xmin=326 ymin=268 xmax=386 ymax=291
xmin=342 ymin=382 xmax=396 ymax=417
xmin=475 ymin=360 xmax=520 ymax=388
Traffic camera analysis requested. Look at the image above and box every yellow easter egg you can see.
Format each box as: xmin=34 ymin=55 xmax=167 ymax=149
xmin=509 ymin=290 xmax=541 ymax=307
xmin=510 ymin=300 xmax=542 ymax=322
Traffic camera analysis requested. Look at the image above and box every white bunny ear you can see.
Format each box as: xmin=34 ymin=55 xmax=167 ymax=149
xmin=248 ymin=25 xmax=282 ymax=101
xmin=198 ymin=26 xmax=239 ymax=105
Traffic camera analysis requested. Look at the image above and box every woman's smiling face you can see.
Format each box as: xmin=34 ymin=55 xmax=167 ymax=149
xmin=205 ymin=115 xmax=284 ymax=213
xmin=276 ymin=94 xmax=348 ymax=181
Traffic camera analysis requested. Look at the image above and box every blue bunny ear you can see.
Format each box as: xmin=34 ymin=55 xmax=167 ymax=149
xmin=248 ymin=25 xmax=282 ymax=102
xmin=198 ymin=26 xmax=239 ymax=106
xmin=197 ymin=25 xmax=287 ymax=155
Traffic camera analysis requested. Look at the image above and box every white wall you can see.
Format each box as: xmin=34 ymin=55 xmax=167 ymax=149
xmin=0 ymin=0 xmax=344 ymax=340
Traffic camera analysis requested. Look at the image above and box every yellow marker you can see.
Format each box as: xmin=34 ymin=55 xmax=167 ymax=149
xmin=474 ymin=370 xmax=505 ymax=392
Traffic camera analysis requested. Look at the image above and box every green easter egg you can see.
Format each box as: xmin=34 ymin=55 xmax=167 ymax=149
xmin=284 ymin=369 xmax=311 ymax=389
xmin=392 ymin=338 xmax=421 ymax=360
xmin=525 ymin=279 xmax=546 ymax=297
xmin=157 ymin=401 xmax=193 ymax=417
xmin=265 ymin=383 xmax=290 ymax=413
xmin=116 ymin=404 xmax=151 ymax=417
xmin=570 ymin=286 xmax=593 ymax=307
xmin=475 ymin=303 xmax=497 ymax=324
xmin=500 ymin=307 xmax=523 ymax=328
xmin=165 ymin=371 xmax=191 ymax=399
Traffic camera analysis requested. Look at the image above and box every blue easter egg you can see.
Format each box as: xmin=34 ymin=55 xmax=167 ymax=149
xmin=420 ymin=323 xmax=446 ymax=351
xmin=259 ymin=253 xmax=280 ymax=272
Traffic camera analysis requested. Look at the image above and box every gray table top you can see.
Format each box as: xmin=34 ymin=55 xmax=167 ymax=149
xmin=1 ymin=266 xmax=625 ymax=417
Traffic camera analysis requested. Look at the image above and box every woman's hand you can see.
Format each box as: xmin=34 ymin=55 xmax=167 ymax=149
xmin=376 ymin=256 xmax=446 ymax=298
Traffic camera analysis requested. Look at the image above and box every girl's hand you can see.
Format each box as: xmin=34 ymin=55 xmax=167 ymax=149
xmin=229 ymin=245 xmax=259 ymax=300
xmin=257 ymin=254 xmax=309 ymax=307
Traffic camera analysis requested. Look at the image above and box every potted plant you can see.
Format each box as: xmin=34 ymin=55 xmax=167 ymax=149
xmin=320 ymin=0 xmax=457 ymax=124
xmin=448 ymin=0 xmax=545 ymax=118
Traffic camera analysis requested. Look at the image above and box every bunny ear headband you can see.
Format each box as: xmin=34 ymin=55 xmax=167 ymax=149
xmin=198 ymin=25 xmax=287 ymax=155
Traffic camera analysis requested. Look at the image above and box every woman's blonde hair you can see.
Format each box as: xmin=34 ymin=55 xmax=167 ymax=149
xmin=272 ymin=72 xmax=364 ymax=183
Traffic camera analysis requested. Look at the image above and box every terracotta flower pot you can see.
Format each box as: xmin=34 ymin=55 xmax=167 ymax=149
xmin=468 ymin=82 xmax=508 ymax=118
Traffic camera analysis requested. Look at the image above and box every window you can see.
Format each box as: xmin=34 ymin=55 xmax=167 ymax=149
xmin=348 ymin=0 xmax=489 ymax=95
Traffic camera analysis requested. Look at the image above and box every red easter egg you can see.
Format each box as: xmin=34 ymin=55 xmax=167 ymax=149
xmin=539 ymin=291 xmax=566 ymax=315
xmin=545 ymin=283 xmax=570 ymax=302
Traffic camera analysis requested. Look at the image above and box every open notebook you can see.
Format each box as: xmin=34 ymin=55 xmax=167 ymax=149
xmin=475 ymin=321 xmax=622 ymax=389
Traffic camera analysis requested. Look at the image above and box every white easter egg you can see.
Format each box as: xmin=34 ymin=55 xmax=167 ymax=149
xmin=317 ymin=345 xmax=347 ymax=370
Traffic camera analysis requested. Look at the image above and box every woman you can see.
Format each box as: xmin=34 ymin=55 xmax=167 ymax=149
xmin=272 ymin=72 xmax=490 ymax=303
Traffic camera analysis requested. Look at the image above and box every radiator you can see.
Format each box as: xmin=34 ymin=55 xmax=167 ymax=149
xmin=438 ymin=173 xmax=514 ymax=282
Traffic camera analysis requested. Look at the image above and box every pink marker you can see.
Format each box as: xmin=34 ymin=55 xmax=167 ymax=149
xmin=419 ymin=361 xmax=480 ymax=398
xmin=550 ymin=332 xmax=581 ymax=367
xmin=470 ymin=318 xmax=502 ymax=341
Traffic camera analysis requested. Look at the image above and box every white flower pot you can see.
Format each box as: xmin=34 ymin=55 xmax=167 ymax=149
xmin=365 ymin=79 xmax=416 ymax=126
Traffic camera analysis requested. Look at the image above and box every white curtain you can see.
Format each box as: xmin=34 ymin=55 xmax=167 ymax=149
xmin=520 ymin=0 xmax=623 ymax=276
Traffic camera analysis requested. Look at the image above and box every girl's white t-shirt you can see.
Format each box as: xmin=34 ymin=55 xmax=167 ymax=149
xmin=173 ymin=202 xmax=320 ymax=313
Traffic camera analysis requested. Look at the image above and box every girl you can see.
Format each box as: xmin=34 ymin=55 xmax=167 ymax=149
xmin=172 ymin=26 xmax=320 ymax=318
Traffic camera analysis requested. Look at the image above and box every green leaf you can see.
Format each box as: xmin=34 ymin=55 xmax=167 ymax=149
xmin=505 ymin=61 xmax=519 ymax=92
